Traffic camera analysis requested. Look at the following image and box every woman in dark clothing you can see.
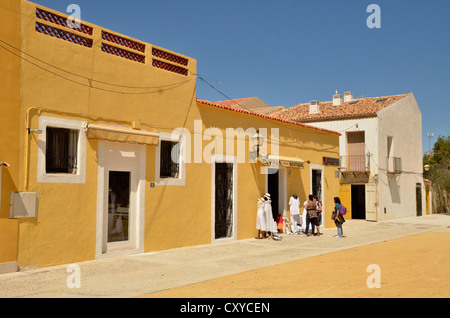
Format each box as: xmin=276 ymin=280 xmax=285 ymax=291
xmin=333 ymin=197 xmax=345 ymax=238
xmin=305 ymin=195 xmax=317 ymax=236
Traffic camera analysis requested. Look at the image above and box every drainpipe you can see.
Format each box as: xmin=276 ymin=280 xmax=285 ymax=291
xmin=23 ymin=107 xmax=41 ymax=192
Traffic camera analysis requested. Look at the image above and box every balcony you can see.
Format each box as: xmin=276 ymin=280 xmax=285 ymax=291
xmin=339 ymin=154 xmax=371 ymax=184
xmin=339 ymin=154 xmax=370 ymax=172
xmin=387 ymin=156 xmax=402 ymax=174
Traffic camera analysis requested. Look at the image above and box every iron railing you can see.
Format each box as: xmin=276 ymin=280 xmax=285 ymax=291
xmin=339 ymin=154 xmax=370 ymax=172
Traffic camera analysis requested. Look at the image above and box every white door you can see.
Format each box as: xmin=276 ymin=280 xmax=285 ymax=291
xmin=96 ymin=141 xmax=146 ymax=257
xmin=365 ymin=183 xmax=377 ymax=221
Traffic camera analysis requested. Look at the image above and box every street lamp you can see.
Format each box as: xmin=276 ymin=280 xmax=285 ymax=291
xmin=424 ymin=164 xmax=430 ymax=172
xmin=250 ymin=131 xmax=264 ymax=160
xmin=427 ymin=133 xmax=434 ymax=153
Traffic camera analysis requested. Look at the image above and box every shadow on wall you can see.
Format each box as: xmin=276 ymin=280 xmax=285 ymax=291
xmin=388 ymin=177 xmax=401 ymax=204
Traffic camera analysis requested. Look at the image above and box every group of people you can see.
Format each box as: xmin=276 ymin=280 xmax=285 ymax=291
xmin=289 ymin=194 xmax=323 ymax=236
xmin=256 ymin=193 xmax=345 ymax=239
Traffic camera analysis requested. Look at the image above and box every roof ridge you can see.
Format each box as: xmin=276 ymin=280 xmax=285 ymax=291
xmin=196 ymin=98 xmax=340 ymax=136
xmin=290 ymin=93 xmax=410 ymax=108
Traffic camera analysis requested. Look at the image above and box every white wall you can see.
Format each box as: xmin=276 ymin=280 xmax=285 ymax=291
xmin=305 ymin=117 xmax=379 ymax=174
xmin=305 ymin=93 xmax=424 ymax=221
xmin=377 ymin=93 xmax=424 ymax=220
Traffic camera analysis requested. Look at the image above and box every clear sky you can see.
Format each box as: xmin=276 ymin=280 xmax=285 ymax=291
xmin=31 ymin=0 xmax=450 ymax=154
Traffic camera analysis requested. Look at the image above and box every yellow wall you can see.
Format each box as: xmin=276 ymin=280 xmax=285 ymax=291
xmin=3 ymin=0 xmax=340 ymax=268
xmin=15 ymin=0 xmax=198 ymax=267
xmin=339 ymin=183 xmax=352 ymax=220
xmin=0 ymin=0 xmax=21 ymax=267
xmin=194 ymin=103 xmax=340 ymax=234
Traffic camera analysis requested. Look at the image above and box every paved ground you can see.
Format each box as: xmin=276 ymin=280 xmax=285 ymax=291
xmin=1 ymin=214 xmax=450 ymax=298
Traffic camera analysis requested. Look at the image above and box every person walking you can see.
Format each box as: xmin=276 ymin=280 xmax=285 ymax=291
xmin=305 ymin=195 xmax=317 ymax=236
xmin=288 ymin=194 xmax=302 ymax=234
xmin=333 ymin=196 xmax=345 ymax=238
xmin=313 ymin=195 xmax=322 ymax=235
xmin=255 ymin=197 xmax=266 ymax=239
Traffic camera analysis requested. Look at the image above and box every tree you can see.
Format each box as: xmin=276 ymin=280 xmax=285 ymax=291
xmin=423 ymin=135 xmax=450 ymax=213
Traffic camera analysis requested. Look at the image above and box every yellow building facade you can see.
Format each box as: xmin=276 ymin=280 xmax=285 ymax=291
xmin=0 ymin=0 xmax=340 ymax=272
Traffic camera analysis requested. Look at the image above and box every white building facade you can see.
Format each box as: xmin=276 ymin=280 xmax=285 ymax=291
xmin=275 ymin=92 xmax=429 ymax=221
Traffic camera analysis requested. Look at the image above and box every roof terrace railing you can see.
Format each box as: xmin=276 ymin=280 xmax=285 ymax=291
xmin=34 ymin=6 xmax=190 ymax=75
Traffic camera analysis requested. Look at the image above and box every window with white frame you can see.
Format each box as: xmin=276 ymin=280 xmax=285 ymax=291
xmin=155 ymin=132 xmax=185 ymax=186
xmin=159 ymin=140 xmax=180 ymax=178
xmin=46 ymin=127 xmax=79 ymax=174
xmin=37 ymin=116 xmax=86 ymax=183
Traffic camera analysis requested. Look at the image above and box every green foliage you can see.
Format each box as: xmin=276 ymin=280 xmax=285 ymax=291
xmin=424 ymin=136 xmax=450 ymax=213
xmin=423 ymin=135 xmax=450 ymax=171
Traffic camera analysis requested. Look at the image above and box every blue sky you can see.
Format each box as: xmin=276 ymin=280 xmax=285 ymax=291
xmin=32 ymin=0 xmax=450 ymax=153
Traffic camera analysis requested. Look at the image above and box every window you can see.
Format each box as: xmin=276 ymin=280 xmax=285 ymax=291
xmin=155 ymin=132 xmax=185 ymax=186
xmin=46 ymin=127 xmax=79 ymax=173
xmin=159 ymin=140 xmax=180 ymax=178
xmin=37 ymin=116 xmax=86 ymax=183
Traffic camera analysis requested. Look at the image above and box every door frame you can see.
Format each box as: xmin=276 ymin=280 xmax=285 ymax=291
xmin=95 ymin=141 xmax=146 ymax=258
xmin=264 ymin=167 xmax=287 ymax=219
xmin=310 ymin=164 xmax=325 ymax=225
xmin=365 ymin=183 xmax=377 ymax=221
xmin=211 ymin=154 xmax=237 ymax=243
xmin=351 ymin=184 xmax=366 ymax=219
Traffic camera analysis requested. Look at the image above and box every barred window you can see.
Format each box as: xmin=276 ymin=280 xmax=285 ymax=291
xmin=46 ymin=127 xmax=79 ymax=174
xmin=159 ymin=140 xmax=180 ymax=178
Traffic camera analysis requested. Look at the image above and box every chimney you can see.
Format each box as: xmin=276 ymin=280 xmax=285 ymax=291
xmin=333 ymin=90 xmax=342 ymax=106
xmin=344 ymin=91 xmax=353 ymax=102
xmin=309 ymin=100 xmax=320 ymax=114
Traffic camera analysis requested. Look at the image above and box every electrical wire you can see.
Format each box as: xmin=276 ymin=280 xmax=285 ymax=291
xmin=0 ymin=39 xmax=195 ymax=94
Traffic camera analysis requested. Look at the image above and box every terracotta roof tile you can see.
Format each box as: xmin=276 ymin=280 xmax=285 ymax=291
xmin=273 ymin=93 xmax=410 ymax=122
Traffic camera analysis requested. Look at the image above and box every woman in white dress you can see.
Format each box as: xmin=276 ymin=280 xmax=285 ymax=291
xmin=256 ymin=197 xmax=266 ymax=239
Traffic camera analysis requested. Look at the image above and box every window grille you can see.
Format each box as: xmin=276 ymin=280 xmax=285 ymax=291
xmin=152 ymin=48 xmax=188 ymax=66
xmin=160 ymin=140 xmax=180 ymax=178
xmin=36 ymin=22 xmax=93 ymax=48
xmin=36 ymin=8 xmax=93 ymax=35
xmin=102 ymin=31 xmax=146 ymax=53
xmin=46 ymin=127 xmax=79 ymax=173
xmin=101 ymin=43 xmax=146 ymax=64
xmin=152 ymin=59 xmax=188 ymax=76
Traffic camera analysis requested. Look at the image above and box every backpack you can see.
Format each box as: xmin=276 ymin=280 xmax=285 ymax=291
xmin=339 ymin=204 xmax=347 ymax=215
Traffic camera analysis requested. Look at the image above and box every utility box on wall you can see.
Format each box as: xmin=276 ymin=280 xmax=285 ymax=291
xmin=9 ymin=192 xmax=39 ymax=218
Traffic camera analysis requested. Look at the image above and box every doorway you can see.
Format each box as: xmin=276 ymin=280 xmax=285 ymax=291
xmin=108 ymin=171 xmax=130 ymax=243
xmin=96 ymin=141 xmax=145 ymax=257
xmin=416 ymin=183 xmax=422 ymax=216
xmin=214 ymin=162 xmax=234 ymax=240
xmin=351 ymin=184 xmax=366 ymax=219
xmin=311 ymin=169 xmax=322 ymax=201
xmin=268 ymin=169 xmax=279 ymax=221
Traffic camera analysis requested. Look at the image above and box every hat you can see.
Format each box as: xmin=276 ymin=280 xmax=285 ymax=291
xmin=264 ymin=193 xmax=271 ymax=198
xmin=258 ymin=197 xmax=264 ymax=203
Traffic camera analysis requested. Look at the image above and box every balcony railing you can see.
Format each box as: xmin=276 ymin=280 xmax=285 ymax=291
xmin=387 ymin=156 xmax=402 ymax=174
xmin=339 ymin=155 xmax=370 ymax=172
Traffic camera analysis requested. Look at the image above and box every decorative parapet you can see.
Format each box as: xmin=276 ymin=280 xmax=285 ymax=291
xmin=33 ymin=6 xmax=191 ymax=74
